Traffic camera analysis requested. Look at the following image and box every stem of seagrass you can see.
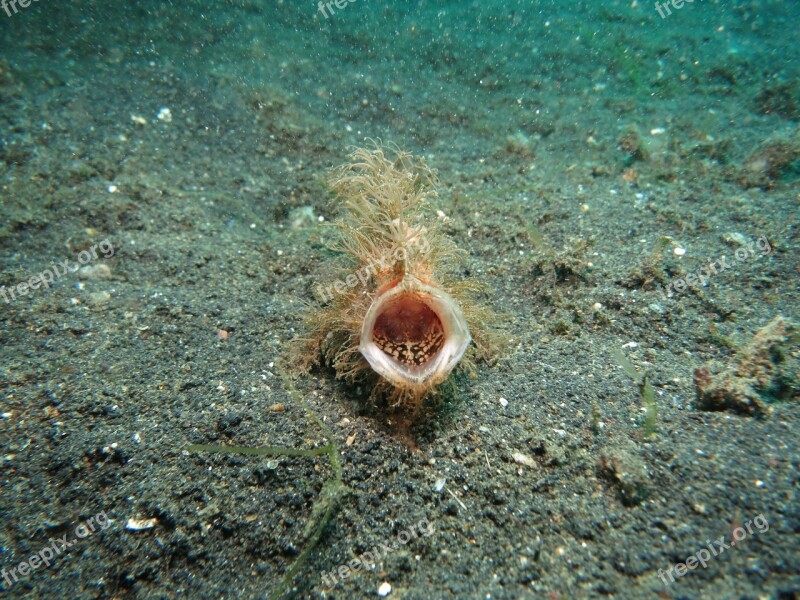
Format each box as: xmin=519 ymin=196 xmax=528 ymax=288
xmin=186 ymin=369 xmax=344 ymax=599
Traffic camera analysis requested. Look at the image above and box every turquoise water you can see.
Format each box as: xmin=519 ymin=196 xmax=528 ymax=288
xmin=4 ymin=1 xmax=797 ymax=158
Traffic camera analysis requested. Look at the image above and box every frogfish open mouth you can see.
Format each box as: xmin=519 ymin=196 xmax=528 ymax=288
xmin=359 ymin=276 xmax=471 ymax=394
xmin=297 ymin=143 xmax=493 ymax=409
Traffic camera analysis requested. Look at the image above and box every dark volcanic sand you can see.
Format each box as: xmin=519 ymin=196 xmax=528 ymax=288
xmin=1 ymin=1 xmax=798 ymax=598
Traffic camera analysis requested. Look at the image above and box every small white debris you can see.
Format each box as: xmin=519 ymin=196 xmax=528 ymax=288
xmin=673 ymin=247 xmax=686 ymax=256
xmin=130 ymin=114 xmax=148 ymax=126
xmin=88 ymin=290 xmax=112 ymax=306
xmin=621 ymin=341 xmax=639 ymax=349
xmin=79 ymin=263 xmax=112 ymax=280
xmin=650 ymin=127 xmax=666 ymax=135
xmin=592 ymin=302 xmax=603 ymax=311
xmin=499 ymin=397 xmax=508 ymax=408
xmin=157 ymin=107 xmax=172 ymax=122
xmin=378 ymin=581 xmax=392 ymax=597
xmin=125 ymin=517 xmax=158 ymax=531
xmin=446 ymin=488 xmax=468 ymax=511
xmin=107 ymin=184 xmax=118 ymax=193
xmin=289 ymin=206 xmax=316 ymax=229
xmin=723 ymin=232 xmax=747 ymax=247
xmin=755 ymin=480 xmax=766 ymax=488
xmin=1 ymin=412 xmax=11 ymax=419
xmin=512 ymin=452 xmax=536 ymax=468
xmin=434 ymin=477 xmax=446 ymax=492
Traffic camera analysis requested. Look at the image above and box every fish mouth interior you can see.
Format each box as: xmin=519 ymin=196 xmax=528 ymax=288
xmin=372 ymin=294 xmax=444 ymax=367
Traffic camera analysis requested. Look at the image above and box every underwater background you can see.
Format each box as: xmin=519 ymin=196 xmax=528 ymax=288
xmin=1 ymin=0 xmax=798 ymax=598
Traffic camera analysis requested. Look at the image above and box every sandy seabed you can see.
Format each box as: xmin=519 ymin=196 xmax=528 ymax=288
xmin=1 ymin=1 xmax=798 ymax=598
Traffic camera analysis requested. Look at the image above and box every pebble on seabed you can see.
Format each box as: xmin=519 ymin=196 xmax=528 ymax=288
xmin=79 ymin=263 xmax=112 ymax=279
xmin=378 ymin=581 xmax=392 ymax=596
